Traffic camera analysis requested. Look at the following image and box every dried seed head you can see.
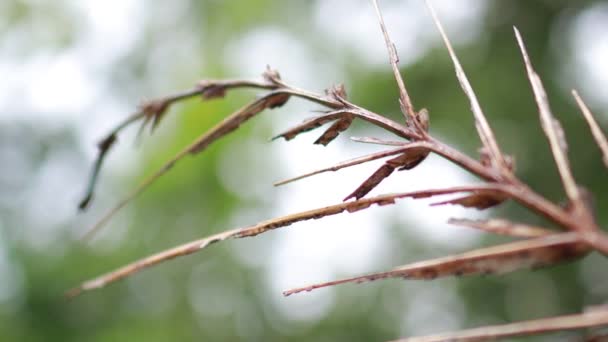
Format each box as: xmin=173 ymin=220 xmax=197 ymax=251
xmin=264 ymin=93 xmax=290 ymax=109
xmin=197 ymin=80 xmax=228 ymax=99
xmin=140 ymin=98 xmax=170 ymax=131
xmin=325 ymin=84 xmax=348 ymax=102
xmin=262 ymin=66 xmax=282 ymax=84
xmin=415 ymin=108 xmax=430 ymax=132
xmin=97 ymin=133 xmax=117 ymax=151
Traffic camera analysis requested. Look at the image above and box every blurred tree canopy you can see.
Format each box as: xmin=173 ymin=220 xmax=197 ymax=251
xmin=1 ymin=1 xmax=607 ymax=341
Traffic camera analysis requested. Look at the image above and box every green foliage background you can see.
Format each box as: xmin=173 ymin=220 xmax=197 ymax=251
xmin=1 ymin=1 xmax=607 ymax=341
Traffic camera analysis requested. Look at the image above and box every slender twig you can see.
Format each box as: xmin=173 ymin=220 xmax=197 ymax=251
xmin=82 ymin=92 xmax=290 ymax=240
xmin=78 ymin=82 xmax=279 ymax=211
xmin=79 ymin=90 xmax=200 ymax=210
xmin=514 ymin=27 xmax=582 ymax=207
xmin=271 ymin=108 xmax=419 ymax=142
xmin=371 ymin=0 xmax=418 ymax=126
xmin=572 ymin=90 xmax=608 ymax=168
xmin=425 ymin=0 xmax=510 ymax=175
xmin=70 ymin=189 xmax=488 ymax=297
xmin=274 ymin=142 xmax=432 ymax=186
xmin=283 ymin=232 xmax=588 ymax=296
xmin=82 ymin=80 xmax=420 ymax=240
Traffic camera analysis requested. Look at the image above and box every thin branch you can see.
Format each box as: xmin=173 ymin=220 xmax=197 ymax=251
xmin=371 ymin=0 xmax=418 ymax=125
xmin=272 ymin=109 xmax=418 ymax=143
xmin=79 ymin=79 xmax=284 ymax=211
xmin=81 ymin=91 xmax=289 ymax=240
xmin=572 ymin=89 xmax=608 ymax=168
xmin=425 ymin=137 xmax=502 ymax=182
xmin=514 ymin=27 xmax=582 ymax=207
xmin=82 ymin=85 xmax=425 ymax=240
xmin=449 ymin=218 xmax=553 ymax=238
xmin=283 ymin=232 xmax=588 ymax=296
xmin=390 ymin=307 xmax=608 ymax=342
xmin=69 ymin=190 xmax=460 ymax=297
xmin=78 ymin=89 xmax=202 ymax=210
xmin=277 ymin=136 xmax=503 ymax=189
xmin=78 ymin=72 xmax=355 ymax=212
xmin=425 ymin=0 xmax=510 ymax=175
xmin=276 ymin=125 xmax=587 ymax=228
xmin=274 ymin=142 xmax=432 ymax=186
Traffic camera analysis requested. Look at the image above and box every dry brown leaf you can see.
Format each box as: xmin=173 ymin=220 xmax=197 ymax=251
xmin=72 ymin=186 xmax=505 ymax=296
xmin=272 ymin=111 xmax=350 ymax=142
xmin=69 ymin=191 xmax=432 ymax=297
xmin=283 ymin=232 xmax=589 ymax=296
xmin=314 ymin=116 xmax=354 ymax=146
xmin=394 ymin=146 xmax=430 ymax=170
xmin=188 ymin=91 xmax=289 ymax=154
xmin=343 ymin=150 xmax=431 ymax=201
xmin=343 ymin=164 xmax=395 ymax=201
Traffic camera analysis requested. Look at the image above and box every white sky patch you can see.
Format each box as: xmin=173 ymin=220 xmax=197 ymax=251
xmin=25 ymin=52 xmax=97 ymax=114
xmin=314 ymin=0 xmax=487 ymax=67
xmin=72 ymin=0 xmax=142 ymax=63
xmin=0 ymin=1 xmax=145 ymax=294
xmin=224 ymin=27 xmax=343 ymax=89
xmin=401 ymin=281 xmax=465 ymax=336
xmin=0 ymin=1 xmax=142 ymax=122
xmin=568 ymin=3 xmax=608 ymax=110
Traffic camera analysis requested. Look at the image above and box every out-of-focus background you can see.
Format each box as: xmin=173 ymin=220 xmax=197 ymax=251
xmin=1 ymin=0 xmax=607 ymax=341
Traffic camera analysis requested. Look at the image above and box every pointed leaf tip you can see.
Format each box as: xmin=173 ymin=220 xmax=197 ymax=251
xmin=344 ymin=149 xmax=430 ymax=201
xmin=432 ymin=191 xmax=506 ymax=209
xmin=284 ymin=233 xmax=588 ymax=296
xmin=314 ymin=116 xmax=354 ymax=146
